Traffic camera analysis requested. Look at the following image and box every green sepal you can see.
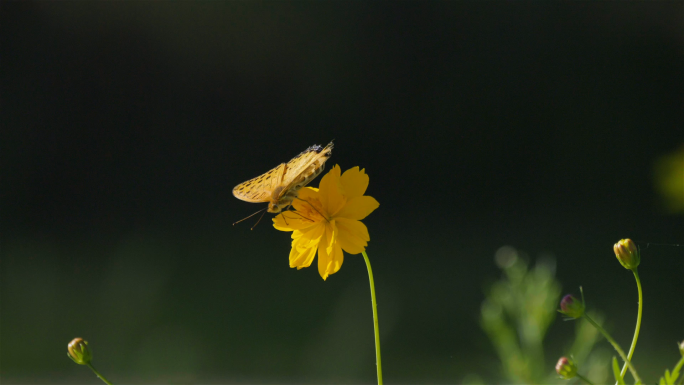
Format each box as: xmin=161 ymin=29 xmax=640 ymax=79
xmin=612 ymin=357 xmax=626 ymax=385
xmin=659 ymin=355 xmax=684 ymax=385
xmin=661 ymin=367 xmax=680 ymax=385
xmin=665 ymin=369 xmax=673 ymax=384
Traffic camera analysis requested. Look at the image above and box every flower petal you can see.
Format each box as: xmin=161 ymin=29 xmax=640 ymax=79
xmin=289 ymin=242 xmax=318 ymax=269
xmin=340 ymin=167 xmax=369 ymax=198
xmin=318 ymin=165 xmax=346 ymax=217
xmin=273 ymin=212 xmax=317 ymax=231
xmin=317 ymin=221 xmax=344 ymax=280
xmin=335 ymin=196 xmax=379 ymax=221
xmin=291 ymin=187 xmax=319 ymax=212
xmin=296 ymin=222 xmax=325 ymax=248
xmin=289 ymin=242 xmax=304 ymax=265
xmin=288 ymin=225 xmax=324 ymax=269
xmin=335 ymin=217 xmax=370 ymax=254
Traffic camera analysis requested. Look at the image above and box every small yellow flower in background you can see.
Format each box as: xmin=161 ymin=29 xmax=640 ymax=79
xmin=67 ymin=337 xmax=114 ymax=385
xmin=654 ymin=144 xmax=684 ymax=214
xmin=613 ymin=238 xmax=640 ymax=270
xmin=68 ymin=337 xmax=92 ymax=365
xmin=273 ymin=165 xmax=379 ymax=280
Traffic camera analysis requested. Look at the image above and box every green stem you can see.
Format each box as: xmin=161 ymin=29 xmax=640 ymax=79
xmin=362 ymin=251 xmax=383 ymax=385
xmin=617 ymin=268 xmax=642 ymax=383
xmin=670 ymin=355 xmax=684 ymax=382
xmin=576 ymin=372 xmax=596 ymax=385
xmin=86 ymin=363 xmax=113 ymax=385
xmin=583 ymin=313 xmax=641 ymax=384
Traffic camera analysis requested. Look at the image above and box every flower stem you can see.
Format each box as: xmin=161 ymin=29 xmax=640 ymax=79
xmin=583 ymin=313 xmax=641 ymax=384
xmin=362 ymin=251 xmax=383 ymax=385
xmin=576 ymin=372 xmax=596 ymax=385
xmin=86 ymin=363 xmax=113 ymax=385
xmin=616 ymin=268 xmax=642 ymax=383
xmin=670 ymin=355 xmax=684 ymax=380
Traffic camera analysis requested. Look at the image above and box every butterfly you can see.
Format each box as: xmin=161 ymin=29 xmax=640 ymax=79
xmin=233 ymin=141 xmax=334 ymax=213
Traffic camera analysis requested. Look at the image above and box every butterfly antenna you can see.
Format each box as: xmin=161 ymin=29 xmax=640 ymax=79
xmin=233 ymin=207 xmax=267 ymax=226
xmin=250 ymin=209 xmax=268 ymax=230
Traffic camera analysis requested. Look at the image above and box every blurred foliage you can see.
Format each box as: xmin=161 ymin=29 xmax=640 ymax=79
xmin=476 ymin=246 xmax=608 ymax=384
xmin=657 ymin=354 xmax=684 ymax=385
xmin=654 ymin=144 xmax=684 ymax=215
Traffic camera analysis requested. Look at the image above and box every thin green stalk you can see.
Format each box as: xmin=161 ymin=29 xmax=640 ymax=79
xmin=616 ymin=268 xmax=642 ymax=383
xmin=576 ymin=372 xmax=596 ymax=385
xmin=362 ymin=251 xmax=383 ymax=385
xmin=583 ymin=313 xmax=641 ymax=384
xmin=672 ymin=355 xmax=684 ymax=382
xmin=86 ymin=363 xmax=113 ymax=385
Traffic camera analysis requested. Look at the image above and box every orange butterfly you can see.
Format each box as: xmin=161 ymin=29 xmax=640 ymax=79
xmin=233 ymin=142 xmax=334 ymax=213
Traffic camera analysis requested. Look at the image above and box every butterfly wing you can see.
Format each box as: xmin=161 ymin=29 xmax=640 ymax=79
xmin=232 ymin=163 xmax=286 ymax=203
xmin=278 ymin=141 xmax=334 ymax=196
xmin=232 ymin=141 xmax=333 ymax=205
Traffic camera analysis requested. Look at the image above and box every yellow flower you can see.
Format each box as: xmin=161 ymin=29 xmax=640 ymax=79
xmin=654 ymin=144 xmax=684 ymax=214
xmin=67 ymin=338 xmax=92 ymax=365
xmin=273 ymin=165 xmax=379 ymax=280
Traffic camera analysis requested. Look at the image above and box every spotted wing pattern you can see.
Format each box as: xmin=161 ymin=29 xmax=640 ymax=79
xmin=232 ymin=141 xmax=334 ymax=205
xmin=278 ymin=142 xmax=333 ymax=195
xmin=232 ymin=163 xmax=286 ymax=203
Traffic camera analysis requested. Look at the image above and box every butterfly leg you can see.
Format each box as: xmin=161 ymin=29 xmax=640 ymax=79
xmin=281 ymin=204 xmax=315 ymax=223
xmin=282 ymin=209 xmax=290 ymax=226
xmin=250 ymin=209 xmax=268 ymax=230
xmin=293 ymin=197 xmax=329 ymax=223
xmin=284 ymin=205 xmax=315 ymax=223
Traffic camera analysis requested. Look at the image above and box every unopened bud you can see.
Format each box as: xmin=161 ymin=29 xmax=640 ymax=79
xmin=555 ymin=357 xmax=577 ymax=379
xmin=614 ymin=239 xmax=640 ymax=270
xmin=67 ymin=338 xmax=92 ymax=365
xmin=559 ymin=294 xmax=585 ymax=319
xmin=679 ymin=340 xmax=684 ymax=357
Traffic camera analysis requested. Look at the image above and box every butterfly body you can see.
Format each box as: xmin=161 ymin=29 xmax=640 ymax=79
xmin=233 ymin=142 xmax=333 ymax=213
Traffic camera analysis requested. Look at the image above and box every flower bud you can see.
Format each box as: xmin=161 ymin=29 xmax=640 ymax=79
xmin=679 ymin=340 xmax=684 ymax=357
xmin=559 ymin=294 xmax=585 ymax=319
xmin=555 ymin=357 xmax=577 ymax=379
xmin=614 ymin=239 xmax=640 ymax=269
xmin=67 ymin=338 xmax=92 ymax=365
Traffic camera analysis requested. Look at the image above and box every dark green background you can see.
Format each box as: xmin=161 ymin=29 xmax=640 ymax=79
xmin=1 ymin=2 xmax=682 ymax=384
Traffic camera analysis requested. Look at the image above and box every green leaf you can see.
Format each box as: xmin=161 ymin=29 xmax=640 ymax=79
xmin=613 ymin=357 xmax=626 ymax=385
xmin=660 ymin=366 xmax=682 ymax=385
xmin=671 ymin=366 xmax=681 ymax=383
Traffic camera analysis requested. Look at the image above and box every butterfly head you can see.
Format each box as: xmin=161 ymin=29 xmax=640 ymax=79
xmin=267 ymin=202 xmax=284 ymax=213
